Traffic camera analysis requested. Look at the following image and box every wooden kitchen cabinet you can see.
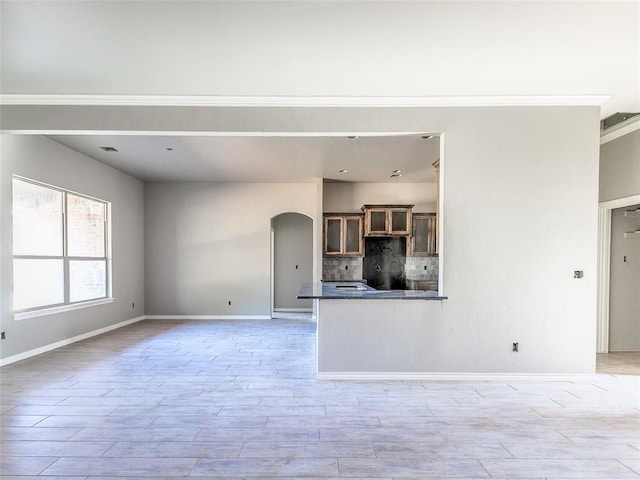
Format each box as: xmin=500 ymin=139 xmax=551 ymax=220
xmin=362 ymin=205 xmax=413 ymax=236
xmin=410 ymin=213 xmax=437 ymax=256
xmin=323 ymin=214 xmax=363 ymax=256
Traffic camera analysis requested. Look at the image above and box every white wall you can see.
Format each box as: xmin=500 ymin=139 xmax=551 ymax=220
xmin=608 ymin=205 xmax=640 ymax=352
xmin=315 ymin=107 xmax=600 ymax=374
xmin=323 ymin=182 xmax=436 ymax=213
xmin=0 ymin=135 xmax=144 ymax=361
xmin=2 ymin=104 xmax=601 ymax=373
xmin=600 ymin=129 xmax=640 ymax=202
xmin=144 ymin=182 xmax=318 ymax=316
xmin=273 ymin=213 xmax=313 ymax=311
xmin=141 ymin=105 xmax=599 ymax=373
xmin=2 ymin=1 xmax=638 ymax=116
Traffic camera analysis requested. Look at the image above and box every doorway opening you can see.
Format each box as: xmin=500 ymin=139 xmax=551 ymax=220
xmin=597 ymin=193 xmax=640 ymax=353
xmin=271 ymin=213 xmax=313 ymax=317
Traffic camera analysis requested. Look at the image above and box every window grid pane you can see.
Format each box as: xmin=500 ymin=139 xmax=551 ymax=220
xmin=13 ymin=259 xmax=64 ymax=310
xmin=12 ymin=179 xmax=63 ymax=256
xmin=67 ymin=194 xmax=106 ymax=257
xmin=69 ymin=260 xmax=107 ymax=303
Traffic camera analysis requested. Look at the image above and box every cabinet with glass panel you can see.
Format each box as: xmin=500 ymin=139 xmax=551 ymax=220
xmin=410 ymin=213 xmax=437 ymax=256
xmin=362 ymin=205 xmax=413 ymax=236
xmin=323 ymin=214 xmax=363 ymax=256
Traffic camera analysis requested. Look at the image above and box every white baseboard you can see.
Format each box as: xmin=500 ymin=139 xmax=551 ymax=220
xmin=273 ymin=308 xmax=313 ymax=313
xmin=316 ymin=372 xmax=597 ymax=382
xmin=607 ymin=347 xmax=640 ymax=352
xmin=144 ymin=315 xmax=272 ymax=321
xmin=0 ymin=315 xmax=145 ymax=367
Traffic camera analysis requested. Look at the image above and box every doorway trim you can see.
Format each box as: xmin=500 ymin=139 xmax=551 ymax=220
xmin=597 ymin=193 xmax=640 ymax=353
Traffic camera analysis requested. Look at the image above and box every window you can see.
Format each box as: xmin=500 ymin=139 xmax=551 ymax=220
xmin=12 ymin=177 xmax=111 ymax=317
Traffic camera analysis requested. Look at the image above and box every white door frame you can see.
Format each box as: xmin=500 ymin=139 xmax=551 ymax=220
xmin=597 ymin=193 xmax=640 ymax=352
xmin=270 ymin=225 xmax=275 ymax=317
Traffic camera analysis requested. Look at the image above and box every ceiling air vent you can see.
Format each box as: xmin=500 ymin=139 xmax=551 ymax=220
xmin=601 ymin=112 xmax=640 ymax=130
xmin=99 ymin=146 xmax=118 ymax=152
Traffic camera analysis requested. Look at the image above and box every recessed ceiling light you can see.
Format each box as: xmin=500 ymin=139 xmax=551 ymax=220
xmin=99 ymin=146 xmax=118 ymax=152
xmin=166 ymin=147 xmax=173 ymax=151
xmin=339 ymin=169 xmax=348 ymax=173
xmin=392 ymin=169 xmax=402 ymax=174
xmin=390 ymin=173 xmax=403 ymax=178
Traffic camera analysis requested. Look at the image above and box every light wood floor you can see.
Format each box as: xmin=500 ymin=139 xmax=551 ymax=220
xmin=1 ymin=315 xmax=639 ymax=479
xmin=597 ymin=352 xmax=640 ymax=376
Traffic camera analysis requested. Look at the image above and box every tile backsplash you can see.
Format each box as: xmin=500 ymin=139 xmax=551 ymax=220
xmin=405 ymin=256 xmax=439 ymax=281
xmin=323 ymin=256 xmax=438 ymax=282
xmin=322 ymin=257 xmax=364 ymax=281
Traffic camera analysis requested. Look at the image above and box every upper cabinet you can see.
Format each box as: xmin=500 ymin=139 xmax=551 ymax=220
xmin=324 ymin=205 xmax=438 ymax=257
xmin=410 ymin=213 xmax=437 ymax=256
xmin=323 ymin=214 xmax=363 ymax=256
xmin=362 ymin=205 xmax=413 ymax=237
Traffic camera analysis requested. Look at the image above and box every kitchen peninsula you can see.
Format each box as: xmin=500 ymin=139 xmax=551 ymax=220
xmin=298 ymin=281 xmax=447 ymax=379
xmin=309 ymin=199 xmax=446 ymax=378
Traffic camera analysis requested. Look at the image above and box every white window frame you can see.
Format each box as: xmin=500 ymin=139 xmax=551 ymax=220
xmin=12 ymin=176 xmax=113 ymax=320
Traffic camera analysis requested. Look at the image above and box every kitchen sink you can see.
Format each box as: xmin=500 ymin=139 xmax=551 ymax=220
xmin=334 ymin=284 xmax=368 ymax=290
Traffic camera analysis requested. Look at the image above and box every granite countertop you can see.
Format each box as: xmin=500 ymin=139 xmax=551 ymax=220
xmin=297 ymin=282 xmax=447 ymax=300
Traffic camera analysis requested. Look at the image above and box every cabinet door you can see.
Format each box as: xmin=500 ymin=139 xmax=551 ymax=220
xmin=344 ymin=216 xmax=363 ymax=255
xmin=411 ymin=213 xmax=436 ymax=256
xmin=324 ymin=217 xmax=343 ymax=255
xmin=389 ymin=208 xmax=411 ymax=235
xmin=366 ymin=208 xmax=389 ymax=236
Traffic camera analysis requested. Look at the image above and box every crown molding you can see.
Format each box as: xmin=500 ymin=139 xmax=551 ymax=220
xmin=0 ymin=94 xmax=610 ymax=108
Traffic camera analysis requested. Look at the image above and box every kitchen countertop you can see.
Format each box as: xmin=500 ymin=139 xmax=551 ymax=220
xmin=297 ymin=282 xmax=447 ymax=300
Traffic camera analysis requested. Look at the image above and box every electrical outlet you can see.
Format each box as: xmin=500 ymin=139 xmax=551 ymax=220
xmin=512 ymin=342 xmax=519 ymax=352
xmin=574 ymin=270 xmax=584 ymax=279
xmin=132 ymin=302 xmax=135 ymax=308
xmin=1 ymin=331 xmax=5 ymax=340
xmin=228 ymin=301 xmax=232 ymax=306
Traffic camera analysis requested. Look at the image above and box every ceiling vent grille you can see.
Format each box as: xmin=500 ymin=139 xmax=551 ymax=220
xmin=601 ymin=112 xmax=640 ymax=130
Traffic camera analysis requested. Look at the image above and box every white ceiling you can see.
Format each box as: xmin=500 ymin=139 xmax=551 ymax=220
xmin=48 ymin=134 xmax=440 ymax=183
xmin=2 ymin=1 xmax=639 ymax=183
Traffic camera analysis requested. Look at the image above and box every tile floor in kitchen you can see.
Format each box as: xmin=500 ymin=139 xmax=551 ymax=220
xmin=1 ymin=314 xmax=639 ymax=479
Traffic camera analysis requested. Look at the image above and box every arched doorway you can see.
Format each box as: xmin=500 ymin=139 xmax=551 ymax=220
xmin=271 ymin=213 xmax=313 ymax=316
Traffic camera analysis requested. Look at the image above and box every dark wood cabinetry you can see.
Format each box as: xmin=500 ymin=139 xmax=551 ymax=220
xmin=323 ymin=214 xmax=363 ymax=256
xmin=324 ymin=205 xmax=437 ymax=257
xmin=410 ymin=213 xmax=437 ymax=256
xmin=362 ymin=205 xmax=413 ymax=236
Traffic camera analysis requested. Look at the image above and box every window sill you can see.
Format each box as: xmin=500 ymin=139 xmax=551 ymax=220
xmin=14 ymin=298 xmax=115 ymax=321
